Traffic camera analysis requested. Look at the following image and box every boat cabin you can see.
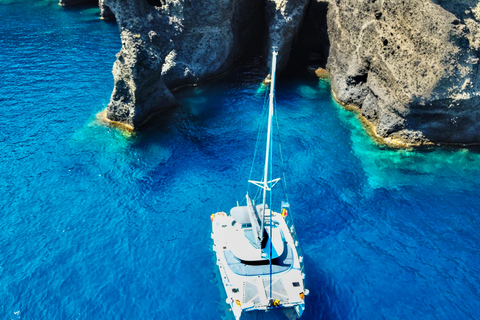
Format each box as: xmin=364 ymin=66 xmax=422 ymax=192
xmin=223 ymin=204 xmax=294 ymax=276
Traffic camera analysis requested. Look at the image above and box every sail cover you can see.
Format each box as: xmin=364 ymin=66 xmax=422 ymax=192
xmin=246 ymin=194 xmax=262 ymax=249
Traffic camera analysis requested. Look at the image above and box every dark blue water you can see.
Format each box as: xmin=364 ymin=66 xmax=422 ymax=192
xmin=1 ymin=1 xmax=480 ymax=319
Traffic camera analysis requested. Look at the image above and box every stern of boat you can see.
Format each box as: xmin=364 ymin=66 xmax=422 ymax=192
xmin=294 ymin=302 xmax=305 ymax=318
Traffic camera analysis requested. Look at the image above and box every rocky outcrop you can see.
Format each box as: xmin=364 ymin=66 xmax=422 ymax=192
xmin=103 ymin=0 xmax=260 ymax=128
xmin=99 ymin=0 xmax=114 ymax=20
xmin=100 ymin=0 xmax=480 ymax=144
xmin=103 ymin=0 xmax=310 ymax=129
xmin=326 ymin=0 xmax=480 ymax=146
xmin=102 ymin=1 xmax=174 ymax=129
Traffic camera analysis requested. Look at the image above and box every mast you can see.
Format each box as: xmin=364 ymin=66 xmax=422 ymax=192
xmin=266 ymin=50 xmax=277 ymax=300
xmin=261 ymin=50 xmax=277 ymax=233
xmin=248 ymin=48 xmax=280 ymax=247
xmin=263 ymin=51 xmax=277 ymax=207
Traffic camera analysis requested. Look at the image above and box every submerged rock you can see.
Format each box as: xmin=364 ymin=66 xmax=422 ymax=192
xmin=326 ymin=0 xmax=480 ymax=146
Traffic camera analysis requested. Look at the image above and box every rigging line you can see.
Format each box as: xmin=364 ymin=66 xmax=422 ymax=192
xmin=273 ymin=100 xmax=290 ymax=203
xmin=252 ymin=186 xmax=262 ymax=204
xmin=273 ymin=105 xmax=285 ymax=166
xmin=268 ymin=104 xmax=274 ymax=300
xmin=282 ymin=172 xmax=290 ymax=203
xmin=239 ymin=194 xmax=247 ymax=206
xmin=255 ymin=184 xmax=262 ymax=202
xmin=247 ymin=87 xmax=270 ymax=193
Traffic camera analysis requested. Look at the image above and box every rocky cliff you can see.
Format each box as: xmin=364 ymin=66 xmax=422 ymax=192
xmin=102 ymin=0 xmax=309 ymax=129
xmin=326 ymin=0 xmax=480 ymax=146
xmin=75 ymin=0 xmax=480 ymax=145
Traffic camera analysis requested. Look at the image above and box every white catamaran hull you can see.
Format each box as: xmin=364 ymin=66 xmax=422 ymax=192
xmin=211 ymin=210 xmax=306 ymax=319
xmin=210 ymin=48 xmax=308 ymax=320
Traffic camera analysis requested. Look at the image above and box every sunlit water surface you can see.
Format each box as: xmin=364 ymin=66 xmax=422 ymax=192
xmin=1 ymin=1 xmax=480 ymax=319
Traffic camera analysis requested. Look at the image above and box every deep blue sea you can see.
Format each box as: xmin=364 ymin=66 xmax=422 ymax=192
xmin=1 ymin=1 xmax=480 ymax=319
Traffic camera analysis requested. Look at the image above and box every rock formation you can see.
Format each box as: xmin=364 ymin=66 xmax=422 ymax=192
xmin=99 ymin=0 xmax=114 ymax=20
xmin=102 ymin=0 xmax=309 ymax=129
xmin=84 ymin=0 xmax=480 ymax=145
xmin=325 ymin=0 xmax=480 ymax=146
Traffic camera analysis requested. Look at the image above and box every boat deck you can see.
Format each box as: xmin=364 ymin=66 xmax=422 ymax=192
xmin=212 ymin=210 xmax=305 ymax=317
xmin=223 ymin=243 xmax=293 ymax=276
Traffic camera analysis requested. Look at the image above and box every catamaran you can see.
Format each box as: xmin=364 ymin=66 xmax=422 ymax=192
xmin=211 ymin=49 xmax=308 ymax=319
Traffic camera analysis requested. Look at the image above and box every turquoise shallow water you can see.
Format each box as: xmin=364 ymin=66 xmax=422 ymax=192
xmin=1 ymin=1 xmax=480 ymax=319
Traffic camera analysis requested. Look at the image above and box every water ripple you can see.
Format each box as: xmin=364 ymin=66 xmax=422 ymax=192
xmin=2 ymin=1 xmax=480 ymax=319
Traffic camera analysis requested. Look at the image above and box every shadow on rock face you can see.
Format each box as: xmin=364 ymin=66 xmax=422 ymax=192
xmin=290 ymin=0 xmax=330 ymax=71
